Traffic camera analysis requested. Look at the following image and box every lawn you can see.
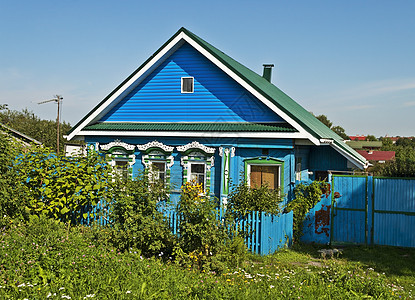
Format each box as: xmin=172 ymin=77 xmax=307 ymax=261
xmin=0 ymin=218 xmax=414 ymax=299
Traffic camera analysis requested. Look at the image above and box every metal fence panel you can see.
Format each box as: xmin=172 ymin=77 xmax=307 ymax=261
xmin=331 ymin=176 xmax=367 ymax=245
xmin=373 ymin=177 xmax=415 ymax=247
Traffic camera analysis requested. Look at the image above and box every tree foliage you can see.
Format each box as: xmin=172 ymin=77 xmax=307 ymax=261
xmin=226 ymin=181 xmax=284 ymax=218
xmin=366 ymin=135 xmax=378 ymax=141
xmin=315 ymin=114 xmax=349 ymax=140
xmin=372 ymin=137 xmax=415 ymax=177
xmin=0 ymin=108 xmax=72 ymax=153
xmin=0 ymin=132 xmax=28 ymax=226
xmin=0 ymin=132 xmax=114 ymax=224
xmin=316 ymin=114 xmax=333 ymax=129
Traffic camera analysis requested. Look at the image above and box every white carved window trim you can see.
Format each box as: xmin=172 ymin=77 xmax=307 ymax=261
xmin=178 ymin=142 xmax=215 ymax=193
xmin=137 ymin=141 xmax=174 ymax=186
xmin=100 ymin=140 xmax=136 ymax=180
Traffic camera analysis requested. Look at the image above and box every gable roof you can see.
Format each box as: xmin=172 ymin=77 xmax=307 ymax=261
xmin=356 ymin=150 xmax=395 ymax=162
xmin=66 ymin=27 xmax=366 ymax=169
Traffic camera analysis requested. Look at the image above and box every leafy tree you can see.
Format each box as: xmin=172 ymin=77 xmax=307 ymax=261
xmin=108 ymin=172 xmax=175 ymax=256
xmin=0 ymin=108 xmax=72 ymax=153
xmin=332 ymin=125 xmax=349 ymax=140
xmin=380 ymin=137 xmax=394 ymax=150
xmin=316 ymin=114 xmax=333 ymax=129
xmin=0 ymin=132 xmax=28 ymax=226
xmin=315 ymin=114 xmax=349 ymax=140
xmin=366 ymin=135 xmax=378 ymax=141
xmin=226 ymin=181 xmax=283 ymax=218
xmin=395 ymin=137 xmax=415 ymax=147
xmin=381 ymin=146 xmax=415 ymax=177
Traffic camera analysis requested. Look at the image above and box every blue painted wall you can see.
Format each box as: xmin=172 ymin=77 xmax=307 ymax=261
xmin=86 ymin=136 xmax=295 ymax=201
xmin=100 ymin=42 xmax=284 ymax=123
xmin=309 ymin=145 xmax=348 ymax=172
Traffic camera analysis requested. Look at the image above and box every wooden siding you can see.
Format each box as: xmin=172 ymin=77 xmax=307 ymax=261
xmin=100 ymin=42 xmax=284 ymax=123
xmin=309 ymin=145 xmax=348 ymax=172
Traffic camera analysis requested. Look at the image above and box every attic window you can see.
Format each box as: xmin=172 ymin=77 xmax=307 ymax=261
xmin=181 ymin=77 xmax=194 ymax=93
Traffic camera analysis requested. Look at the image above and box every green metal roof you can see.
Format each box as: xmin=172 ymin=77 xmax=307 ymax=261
xmin=346 ymin=140 xmax=382 ymax=150
xmin=181 ymin=28 xmax=366 ymax=167
xmin=84 ymin=122 xmax=297 ymax=132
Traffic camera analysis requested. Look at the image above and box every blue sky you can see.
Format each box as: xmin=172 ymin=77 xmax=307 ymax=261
xmin=1 ymin=0 xmax=414 ymax=137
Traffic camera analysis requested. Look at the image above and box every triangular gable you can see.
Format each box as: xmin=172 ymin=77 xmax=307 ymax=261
xmin=99 ymin=43 xmax=284 ymax=123
xmin=66 ymin=27 xmax=366 ymax=169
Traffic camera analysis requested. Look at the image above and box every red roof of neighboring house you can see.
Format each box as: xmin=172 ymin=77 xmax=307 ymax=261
xmin=356 ymin=150 xmax=395 ymax=162
xmin=349 ymin=135 xmax=367 ymax=141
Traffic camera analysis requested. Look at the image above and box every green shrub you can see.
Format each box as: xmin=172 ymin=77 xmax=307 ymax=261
xmin=0 ymin=133 xmax=28 ymax=227
xmin=13 ymin=146 xmax=113 ymax=222
xmin=108 ymin=173 xmax=175 ymax=256
xmin=174 ymin=181 xmax=242 ymax=273
xmin=226 ymin=180 xmax=284 ymax=219
xmin=285 ymin=180 xmax=329 ymax=243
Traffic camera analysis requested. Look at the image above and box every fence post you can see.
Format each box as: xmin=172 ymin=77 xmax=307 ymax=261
xmin=329 ymin=173 xmax=334 ymax=245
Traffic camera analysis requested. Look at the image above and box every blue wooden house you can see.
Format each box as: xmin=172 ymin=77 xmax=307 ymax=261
xmin=66 ymin=27 xmax=366 ymax=204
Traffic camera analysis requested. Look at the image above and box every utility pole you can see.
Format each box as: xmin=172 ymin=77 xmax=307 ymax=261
xmin=38 ymin=95 xmax=63 ymax=154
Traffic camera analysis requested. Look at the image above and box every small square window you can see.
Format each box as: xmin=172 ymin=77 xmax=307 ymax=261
xmin=181 ymin=77 xmax=194 ymax=93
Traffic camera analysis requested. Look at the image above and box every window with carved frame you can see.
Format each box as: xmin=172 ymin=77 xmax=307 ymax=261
xmin=177 ymin=141 xmax=215 ymax=193
xmin=99 ymin=141 xmax=136 ymax=181
xmin=137 ymin=141 xmax=174 ymax=188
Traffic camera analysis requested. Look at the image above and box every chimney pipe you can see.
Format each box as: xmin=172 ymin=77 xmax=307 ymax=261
xmin=262 ymin=64 xmax=274 ymax=82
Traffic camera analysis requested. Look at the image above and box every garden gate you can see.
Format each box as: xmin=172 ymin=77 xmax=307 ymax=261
xmin=331 ymin=175 xmax=415 ymax=247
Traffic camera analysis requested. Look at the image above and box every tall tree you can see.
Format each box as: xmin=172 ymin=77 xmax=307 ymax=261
xmin=315 ymin=114 xmax=349 ymax=140
xmin=0 ymin=108 xmax=72 ymax=153
xmin=366 ymin=135 xmax=378 ymax=141
xmin=316 ymin=115 xmax=333 ymax=129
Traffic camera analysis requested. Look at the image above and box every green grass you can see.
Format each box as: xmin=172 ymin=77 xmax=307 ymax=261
xmin=0 ymin=218 xmax=414 ymax=299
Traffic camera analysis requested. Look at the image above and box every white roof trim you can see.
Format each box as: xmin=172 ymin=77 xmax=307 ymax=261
xmin=76 ymin=130 xmax=310 ymax=139
xmin=67 ymin=31 xmax=320 ymax=144
xmin=330 ymin=143 xmax=367 ymax=170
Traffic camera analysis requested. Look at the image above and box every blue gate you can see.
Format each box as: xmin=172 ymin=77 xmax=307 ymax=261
xmin=330 ymin=175 xmax=415 ymax=247
xmin=331 ymin=175 xmax=368 ymax=245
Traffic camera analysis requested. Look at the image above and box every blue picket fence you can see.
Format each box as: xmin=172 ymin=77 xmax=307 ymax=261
xmin=74 ymin=197 xmax=293 ymax=255
xmin=302 ymin=175 xmax=415 ymax=248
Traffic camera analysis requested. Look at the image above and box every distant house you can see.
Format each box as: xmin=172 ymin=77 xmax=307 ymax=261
xmin=66 ymin=28 xmax=366 ymax=203
xmin=0 ymin=122 xmax=42 ymax=147
xmin=349 ymin=135 xmax=367 ymax=141
xmin=356 ymin=150 xmax=395 ymax=164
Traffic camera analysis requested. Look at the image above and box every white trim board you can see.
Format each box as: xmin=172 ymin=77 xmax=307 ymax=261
xmin=76 ymin=130 xmax=310 ymax=139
